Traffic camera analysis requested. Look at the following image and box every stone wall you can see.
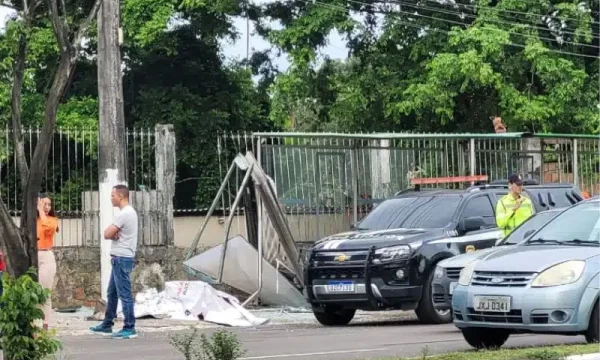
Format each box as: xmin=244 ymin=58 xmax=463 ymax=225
xmin=52 ymin=245 xmax=188 ymax=309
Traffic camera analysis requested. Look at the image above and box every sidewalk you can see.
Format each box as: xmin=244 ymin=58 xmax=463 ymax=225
xmin=52 ymin=307 xmax=418 ymax=336
xmin=568 ymin=355 xmax=600 ymax=360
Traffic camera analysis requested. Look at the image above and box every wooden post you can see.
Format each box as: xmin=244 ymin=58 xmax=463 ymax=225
xmin=155 ymin=124 xmax=176 ymax=246
xmin=98 ymin=0 xmax=126 ymax=301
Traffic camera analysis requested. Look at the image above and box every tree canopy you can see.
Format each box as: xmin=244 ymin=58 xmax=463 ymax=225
xmin=0 ymin=0 xmax=598 ymax=211
xmin=258 ymin=0 xmax=599 ymax=133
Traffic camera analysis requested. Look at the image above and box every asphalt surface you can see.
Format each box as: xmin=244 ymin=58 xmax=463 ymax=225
xmin=51 ymin=321 xmax=589 ymax=360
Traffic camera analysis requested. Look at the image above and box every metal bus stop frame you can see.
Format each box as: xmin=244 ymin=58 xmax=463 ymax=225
xmin=184 ymin=152 xmax=304 ymax=307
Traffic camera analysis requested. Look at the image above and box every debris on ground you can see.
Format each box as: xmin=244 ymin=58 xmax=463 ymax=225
xmin=184 ymin=235 xmax=308 ymax=308
xmin=116 ymin=280 xmax=269 ymax=327
xmin=184 ymin=153 xmax=307 ymax=308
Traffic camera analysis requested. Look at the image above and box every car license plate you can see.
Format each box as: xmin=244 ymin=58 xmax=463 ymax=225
xmin=327 ymin=281 xmax=355 ymax=293
xmin=449 ymin=282 xmax=457 ymax=295
xmin=474 ymin=296 xmax=511 ymax=313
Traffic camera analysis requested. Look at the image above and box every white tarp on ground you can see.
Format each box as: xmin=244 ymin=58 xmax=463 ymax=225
xmin=184 ymin=235 xmax=308 ymax=308
xmin=117 ymin=281 xmax=269 ymax=327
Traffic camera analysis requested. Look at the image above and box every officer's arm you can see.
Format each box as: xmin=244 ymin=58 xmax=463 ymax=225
xmin=524 ymin=199 xmax=535 ymax=216
xmin=495 ymin=200 xmax=515 ymax=229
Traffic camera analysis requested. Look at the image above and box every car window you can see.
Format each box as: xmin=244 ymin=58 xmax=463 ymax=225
xmin=460 ymin=196 xmax=495 ymax=227
xmin=357 ymin=196 xmax=461 ymax=230
xmin=500 ymin=211 xmax=561 ymax=245
xmin=527 ymin=201 xmax=600 ymax=244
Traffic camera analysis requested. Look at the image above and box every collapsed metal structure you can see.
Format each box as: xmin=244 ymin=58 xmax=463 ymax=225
xmin=183 ymin=152 xmax=305 ymax=307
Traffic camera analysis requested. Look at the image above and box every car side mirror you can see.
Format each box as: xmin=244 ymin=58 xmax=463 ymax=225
xmin=350 ymin=222 xmax=358 ymax=230
xmin=523 ymin=229 xmax=536 ymax=240
xmin=459 ymin=216 xmax=485 ymax=233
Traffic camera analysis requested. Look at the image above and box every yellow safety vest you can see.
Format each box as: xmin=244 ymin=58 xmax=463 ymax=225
xmin=495 ymin=194 xmax=535 ymax=237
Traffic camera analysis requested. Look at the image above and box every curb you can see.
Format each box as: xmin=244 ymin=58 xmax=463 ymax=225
xmin=567 ymin=354 xmax=600 ymax=360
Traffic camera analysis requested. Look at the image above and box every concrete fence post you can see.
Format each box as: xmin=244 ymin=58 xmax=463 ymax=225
xmin=155 ymin=124 xmax=176 ymax=246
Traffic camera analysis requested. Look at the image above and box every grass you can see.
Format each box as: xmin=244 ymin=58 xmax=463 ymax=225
xmin=391 ymin=343 xmax=600 ymax=360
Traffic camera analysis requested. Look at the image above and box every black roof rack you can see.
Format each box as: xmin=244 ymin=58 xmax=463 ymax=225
xmin=490 ymin=178 xmax=540 ymax=185
xmin=467 ymin=179 xmax=540 ymax=192
xmin=394 ymin=186 xmax=449 ymax=196
xmin=467 ymin=184 xmax=509 ymax=192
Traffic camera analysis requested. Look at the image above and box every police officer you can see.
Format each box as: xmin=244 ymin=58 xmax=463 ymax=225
xmin=495 ymin=174 xmax=534 ymax=237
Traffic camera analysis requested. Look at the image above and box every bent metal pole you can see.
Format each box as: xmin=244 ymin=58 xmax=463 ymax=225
xmin=218 ymin=163 xmax=255 ymax=284
xmin=242 ymin=174 xmax=263 ymax=307
xmin=184 ymin=161 xmax=237 ymax=261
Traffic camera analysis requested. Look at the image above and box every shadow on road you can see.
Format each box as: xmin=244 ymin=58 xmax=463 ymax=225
xmin=348 ymin=318 xmax=425 ymax=327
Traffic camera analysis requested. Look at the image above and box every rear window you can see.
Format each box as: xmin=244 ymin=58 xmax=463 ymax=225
xmin=527 ymin=188 xmax=581 ymax=210
xmin=357 ymin=196 xmax=461 ymax=230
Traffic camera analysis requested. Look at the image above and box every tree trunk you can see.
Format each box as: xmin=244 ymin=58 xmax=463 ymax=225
xmin=0 ymin=0 xmax=102 ymax=279
xmin=23 ymin=56 xmax=75 ymax=276
xmin=0 ymin=202 xmax=28 ymax=278
xmin=0 ymin=3 xmax=35 ymax=278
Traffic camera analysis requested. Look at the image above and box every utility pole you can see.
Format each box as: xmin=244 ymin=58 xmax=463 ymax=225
xmin=97 ymin=0 xmax=127 ymax=301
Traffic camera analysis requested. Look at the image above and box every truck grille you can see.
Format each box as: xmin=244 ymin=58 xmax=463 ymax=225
xmin=471 ymin=271 xmax=535 ymax=287
xmin=467 ymin=308 xmax=523 ymax=323
xmin=445 ymin=267 xmax=463 ymax=280
xmin=311 ymin=267 xmax=364 ymax=280
xmin=313 ymin=251 xmax=368 ymax=266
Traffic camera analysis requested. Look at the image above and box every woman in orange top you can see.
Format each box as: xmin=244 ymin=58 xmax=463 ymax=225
xmin=37 ymin=194 xmax=59 ymax=331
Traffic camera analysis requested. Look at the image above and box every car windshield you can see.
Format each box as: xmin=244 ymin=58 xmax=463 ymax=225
xmin=499 ymin=211 xmax=561 ymax=245
xmin=526 ymin=201 xmax=600 ymax=246
xmin=357 ymin=196 xmax=461 ymax=230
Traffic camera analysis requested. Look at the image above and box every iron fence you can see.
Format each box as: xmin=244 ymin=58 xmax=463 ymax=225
xmin=0 ymin=126 xmax=162 ymax=247
xmin=216 ymin=132 xmax=600 ymax=243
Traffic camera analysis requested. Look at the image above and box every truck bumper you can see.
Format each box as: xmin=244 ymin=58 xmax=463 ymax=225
xmin=306 ymin=248 xmax=422 ymax=310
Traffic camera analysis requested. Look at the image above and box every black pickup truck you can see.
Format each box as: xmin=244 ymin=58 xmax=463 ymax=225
xmin=303 ymin=182 xmax=584 ymax=326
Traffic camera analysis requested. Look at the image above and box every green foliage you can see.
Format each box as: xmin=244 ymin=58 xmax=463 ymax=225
xmin=523 ymin=348 xmax=565 ymax=360
xmin=200 ymin=330 xmax=246 ymax=360
xmin=387 ymin=343 xmax=600 ymax=360
xmin=169 ymin=327 xmax=246 ymax=360
xmin=0 ymin=269 xmax=62 ymax=360
xmin=262 ymin=0 xmax=600 ymax=134
xmin=57 ymin=97 xmax=99 ymax=129
xmin=122 ymin=0 xmax=176 ymax=48
xmin=2 ymin=0 xmax=598 ymax=214
xmin=0 ymin=0 xmax=276 ymax=211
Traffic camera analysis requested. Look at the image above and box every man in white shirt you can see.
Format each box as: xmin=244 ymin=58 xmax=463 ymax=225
xmin=89 ymin=185 xmax=138 ymax=339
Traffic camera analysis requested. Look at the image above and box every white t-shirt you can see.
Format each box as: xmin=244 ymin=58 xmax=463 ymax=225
xmin=110 ymin=205 xmax=138 ymax=257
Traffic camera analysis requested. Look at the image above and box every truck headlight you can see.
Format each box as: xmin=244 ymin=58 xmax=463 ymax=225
xmin=531 ymin=260 xmax=585 ymax=288
xmin=458 ymin=261 xmax=478 ymax=286
xmin=434 ymin=265 xmax=444 ymax=280
xmin=375 ymin=245 xmax=410 ymax=262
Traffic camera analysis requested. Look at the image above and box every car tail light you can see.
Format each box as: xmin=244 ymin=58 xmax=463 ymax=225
xmin=0 ymin=252 xmax=6 ymax=272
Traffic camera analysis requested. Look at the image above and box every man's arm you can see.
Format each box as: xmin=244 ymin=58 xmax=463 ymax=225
xmin=104 ymin=225 xmax=120 ymax=240
xmin=104 ymin=210 xmax=127 ymax=240
xmin=495 ymin=199 xmax=515 ymax=229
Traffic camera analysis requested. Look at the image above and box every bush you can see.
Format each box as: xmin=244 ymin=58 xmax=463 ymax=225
xmin=170 ymin=327 xmax=246 ymax=360
xmin=0 ymin=269 xmax=62 ymax=360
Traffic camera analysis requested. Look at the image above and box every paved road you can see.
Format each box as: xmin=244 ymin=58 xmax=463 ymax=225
xmin=54 ymin=321 xmax=588 ymax=360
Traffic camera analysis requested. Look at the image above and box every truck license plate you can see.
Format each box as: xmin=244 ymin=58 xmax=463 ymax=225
xmin=474 ymin=296 xmax=511 ymax=313
xmin=327 ymin=281 xmax=355 ymax=293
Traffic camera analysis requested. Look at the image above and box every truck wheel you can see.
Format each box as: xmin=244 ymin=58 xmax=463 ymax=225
xmin=313 ymin=306 xmax=356 ymax=326
xmin=415 ymin=269 xmax=453 ymax=324
xmin=585 ymin=300 xmax=599 ymax=343
xmin=461 ymin=328 xmax=510 ymax=349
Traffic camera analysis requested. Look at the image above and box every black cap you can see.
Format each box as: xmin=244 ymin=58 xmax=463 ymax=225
xmin=508 ymin=174 xmax=523 ymax=185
